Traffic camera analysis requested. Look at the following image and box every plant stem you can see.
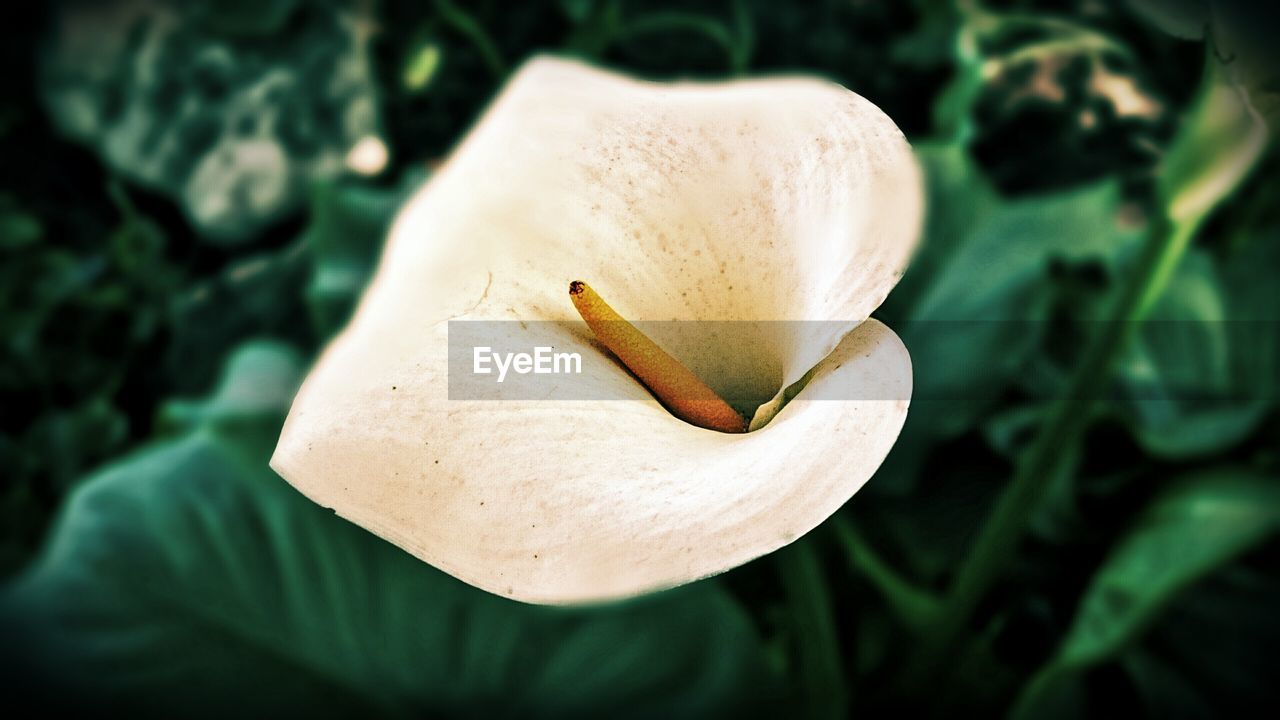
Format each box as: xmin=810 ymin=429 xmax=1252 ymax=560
xmin=433 ymin=0 xmax=506 ymax=80
xmin=620 ymin=12 xmax=750 ymax=74
xmin=778 ymin=540 xmax=848 ymax=720
xmin=831 ymin=515 xmax=940 ymax=631
xmin=907 ymin=213 xmax=1197 ymax=681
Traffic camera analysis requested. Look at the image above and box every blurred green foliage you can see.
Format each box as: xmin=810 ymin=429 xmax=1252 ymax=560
xmin=2 ymin=0 xmax=1278 ymax=717
xmin=2 ymin=341 xmax=777 ymax=717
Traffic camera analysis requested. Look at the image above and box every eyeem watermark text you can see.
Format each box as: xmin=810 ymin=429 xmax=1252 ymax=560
xmin=449 ymin=320 xmax=1276 ymax=401
xmin=473 ymin=346 xmax=582 ymax=383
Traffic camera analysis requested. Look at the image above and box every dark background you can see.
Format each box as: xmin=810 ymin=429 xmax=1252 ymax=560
xmin=1 ymin=0 xmax=1278 ymax=717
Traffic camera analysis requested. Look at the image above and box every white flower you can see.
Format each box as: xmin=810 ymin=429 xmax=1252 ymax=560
xmin=272 ymin=57 xmax=923 ymax=604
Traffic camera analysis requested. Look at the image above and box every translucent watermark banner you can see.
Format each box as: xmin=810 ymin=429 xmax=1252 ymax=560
xmin=447 ymin=320 xmax=1278 ymax=404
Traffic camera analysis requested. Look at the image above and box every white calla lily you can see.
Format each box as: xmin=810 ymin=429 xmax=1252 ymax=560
xmin=271 ymin=57 xmax=923 ymax=604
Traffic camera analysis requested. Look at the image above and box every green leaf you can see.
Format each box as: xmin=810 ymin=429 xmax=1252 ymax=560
xmin=1123 ymin=560 xmax=1280 ymax=713
xmin=1012 ymin=470 xmax=1280 ymax=718
xmin=158 ymin=341 xmax=307 ymax=434
xmin=0 ymin=341 xmax=777 ymax=717
xmin=1159 ymin=55 xmax=1269 ymax=230
xmin=305 ymin=181 xmax=416 ymax=338
xmin=1127 ymin=0 xmax=1280 ymax=123
xmin=1059 ymin=470 xmax=1280 ymax=666
xmin=890 ymin=0 xmax=960 ymax=69
xmin=927 ymin=23 xmax=984 ymax=143
xmin=1064 ymin=472 xmax=1280 ymax=661
xmin=884 ymin=142 xmax=1000 ymax=315
xmin=892 ymin=142 xmax=1139 ymax=444
xmin=167 ymin=246 xmax=312 ymax=395
xmin=1116 ymin=249 xmax=1276 ymax=458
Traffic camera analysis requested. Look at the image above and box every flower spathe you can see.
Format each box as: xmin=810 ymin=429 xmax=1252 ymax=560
xmin=272 ymin=57 xmax=923 ymax=604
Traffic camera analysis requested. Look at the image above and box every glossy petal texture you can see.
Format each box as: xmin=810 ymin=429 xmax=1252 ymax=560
xmin=272 ymin=57 xmax=921 ymax=603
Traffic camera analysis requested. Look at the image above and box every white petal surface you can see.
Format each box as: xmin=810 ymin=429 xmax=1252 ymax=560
xmin=272 ymin=57 xmax=921 ymax=603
